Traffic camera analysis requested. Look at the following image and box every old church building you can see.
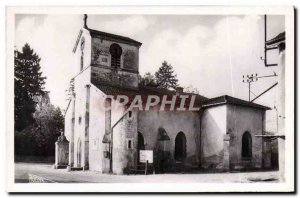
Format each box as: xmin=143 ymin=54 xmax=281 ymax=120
xmin=57 ymin=16 xmax=272 ymax=174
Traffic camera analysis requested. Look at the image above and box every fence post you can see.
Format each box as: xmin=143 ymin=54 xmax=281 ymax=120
xmin=145 ymin=160 xmax=148 ymax=175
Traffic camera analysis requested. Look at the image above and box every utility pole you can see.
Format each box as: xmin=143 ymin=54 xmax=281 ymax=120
xmin=274 ymin=105 xmax=278 ymax=133
xmin=261 ymin=15 xmax=278 ymax=67
xmin=242 ymin=72 xmax=277 ymax=102
xmin=242 ymin=74 xmax=258 ymax=101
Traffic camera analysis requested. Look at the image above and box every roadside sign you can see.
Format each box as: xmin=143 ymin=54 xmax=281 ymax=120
xmin=139 ymin=150 xmax=153 ymax=163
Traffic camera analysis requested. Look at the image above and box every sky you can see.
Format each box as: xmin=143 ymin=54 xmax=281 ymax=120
xmin=15 ymin=14 xmax=285 ymax=132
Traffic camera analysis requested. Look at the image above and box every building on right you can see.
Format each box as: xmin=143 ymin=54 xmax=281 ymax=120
xmin=200 ymin=95 xmax=271 ymax=171
xmin=266 ymin=32 xmax=286 ymax=182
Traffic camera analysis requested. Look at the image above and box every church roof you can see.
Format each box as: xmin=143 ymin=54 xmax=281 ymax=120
xmin=92 ymin=83 xmax=208 ymax=109
xmin=201 ymin=95 xmax=271 ymax=110
xmin=91 ymin=83 xmax=270 ymax=111
xmin=88 ymin=28 xmax=142 ymax=47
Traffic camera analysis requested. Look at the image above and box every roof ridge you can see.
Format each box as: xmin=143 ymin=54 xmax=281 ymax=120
xmin=141 ymin=86 xmax=208 ymax=99
xmin=87 ymin=28 xmax=142 ymax=46
xmin=92 ymin=81 xmax=139 ymax=91
xmin=203 ymin=95 xmax=271 ymax=110
xmin=91 ymin=82 xmax=208 ymax=102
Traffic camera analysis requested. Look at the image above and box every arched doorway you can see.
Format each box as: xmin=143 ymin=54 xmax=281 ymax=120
xmin=77 ymin=139 xmax=82 ymax=167
xmin=156 ymin=128 xmax=171 ymax=173
xmin=242 ymin=132 xmax=252 ymax=158
xmin=174 ymin=132 xmax=187 ymax=161
xmin=137 ymin=132 xmax=145 ymax=164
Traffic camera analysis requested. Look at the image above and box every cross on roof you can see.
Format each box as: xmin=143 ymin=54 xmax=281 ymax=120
xmin=84 ymin=14 xmax=88 ymax=28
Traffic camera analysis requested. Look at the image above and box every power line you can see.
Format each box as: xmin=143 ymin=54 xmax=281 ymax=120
xmin=242 ymin=72 xmax=277 ymax=102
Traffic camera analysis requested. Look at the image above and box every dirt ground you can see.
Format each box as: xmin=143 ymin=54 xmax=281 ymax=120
xmin=14 ymin=162 xmax=279 ymax=183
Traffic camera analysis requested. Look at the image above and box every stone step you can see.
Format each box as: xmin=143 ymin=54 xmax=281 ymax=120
xmin=70 ymin=167 xmax=83 ymax=171
xmin=53 ymin=164 xmax=68 ymax=169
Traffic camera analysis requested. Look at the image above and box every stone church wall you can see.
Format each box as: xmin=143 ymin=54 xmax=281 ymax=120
xmin=68 ymin=67 xmax=91 ymax=168
xmin=227 ymin=105 xmax=264 ymax=170
xmin=200 ymin=105 xmax=227 ymax=170
xmin=88 ymin=84 xmax=107 ymax=172
xmin=90 ymin=37 xmax=139 ymax=88
xmin=73 ymin=29 xmax=92 ymax=74
xmin=111 ymin=106 xmax=138 ymax=174
xmin=138 ymin=108 xmax=201 ymax=172
xmin=91 ymin=66 xmax=139 ymax=88
xmin=65 ymin=28 xmax=92 ymax=169
xmin=200 ymin=104 xmax=265 ymax=171
xmin=64 ymin=100 xmax=73 ymax=142
xmin=91 ymin=37 xmax=139 ymax=71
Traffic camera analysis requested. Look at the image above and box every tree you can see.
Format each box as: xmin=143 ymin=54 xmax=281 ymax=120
xmin=183 ymin=85 xmax=200 ymax=94
xmin=139 ymin=72 xmax=157 ymax=87
xmin=14 ymin=44 xmax=46 ymax=131
xmin=33 ymin=94 xmax=64 ymax=156
xmin=65 ymin=78 xmax=75 ymax=102
xmin=155 ymin=61 xmax=179 ymax=90
xmin=15 ymin=93 xmax=64 ymax=157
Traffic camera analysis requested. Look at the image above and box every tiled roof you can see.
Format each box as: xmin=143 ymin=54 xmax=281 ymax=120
xmin=266 ymin=32 xmax=285 ymax=45
xmin=93 ymin=83 xmax=139 ymax=97
xmin=87 ymin=28 xmax=142 ymax=47
xmin=201 ymin=95 xmax=271 ymax=110
xmin=92 ymin=83 xmax=208 ymax=109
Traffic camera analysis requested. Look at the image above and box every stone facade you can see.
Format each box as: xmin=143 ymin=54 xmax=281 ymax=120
xmin=200 ymin=104 xmax=266 ymax=171
xmin=201 ymin=105 xmax=227 ymax=170
xmin=227 ymin=105 xmax=264 ymax=170
xmin=138 ymin=108 xmax=201 ymax=172
xmin=62 ymin=26 xmax=271 ymax=174
xmin=90 ymin=34 xmax=140 ymax=89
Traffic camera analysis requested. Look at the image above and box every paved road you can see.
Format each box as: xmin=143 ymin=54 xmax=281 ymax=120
xmin=15 ymin=162 xmax=279 ymax=183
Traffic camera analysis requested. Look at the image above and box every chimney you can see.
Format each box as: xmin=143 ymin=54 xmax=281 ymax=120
xmin=175 ymin=87 xmax=184 ymax=94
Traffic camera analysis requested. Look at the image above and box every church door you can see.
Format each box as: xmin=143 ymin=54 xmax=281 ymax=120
xmin=137 ymin=132 xmax=145 ymax=164
xmin=174 ymin=132 xmax=187 ymax=162
xmin=242 ymin=131 xmax=252 ymax=158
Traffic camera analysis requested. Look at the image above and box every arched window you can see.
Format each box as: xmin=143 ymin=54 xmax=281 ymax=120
xmin=174 ymin=132 xmax=186 ymax=161
xmin=109 ymin=43 xmax=122 ymax=68
xmin=242 ymin=132 xmax=252 ymax=158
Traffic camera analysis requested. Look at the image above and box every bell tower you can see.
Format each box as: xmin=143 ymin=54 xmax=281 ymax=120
xmin=89 ymin=30 xmax=142 ymax=88
xmin=73 ymin=14 xmax=142 ymax=88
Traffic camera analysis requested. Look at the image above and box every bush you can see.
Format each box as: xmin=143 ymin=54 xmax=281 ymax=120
xmin=15 ymin=131 xmax=38 ymax=156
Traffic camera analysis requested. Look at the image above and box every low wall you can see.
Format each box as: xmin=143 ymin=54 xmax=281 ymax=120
xmin=15 ymin=156 xmax=55 ymax=163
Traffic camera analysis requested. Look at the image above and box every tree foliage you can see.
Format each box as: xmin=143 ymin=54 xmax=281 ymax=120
xmin=15 ymin=94 xmax=64 ymax=157
xmin=139 ymin=61 xmax=179 ymax=90
xmin=155 ymin=61 xmax=179 ymax=90
xmin=14 ymin=44 xmax=64 ymax=158
xmin=139 ymin=72 xmax=158 ymax=87
xmin=33 ymin=94 xmax=64 ymax=156
xmin=65 ymin=78 xmax=75 ymax=102
xmin=14 ymin=44 xmax=46 ymax=131
xmin=183 ymin=85 xmax=200 ymax=94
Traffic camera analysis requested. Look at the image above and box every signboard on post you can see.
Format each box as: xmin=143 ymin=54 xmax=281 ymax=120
xmin=139 ymin=150 xmax=153 ymax=163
